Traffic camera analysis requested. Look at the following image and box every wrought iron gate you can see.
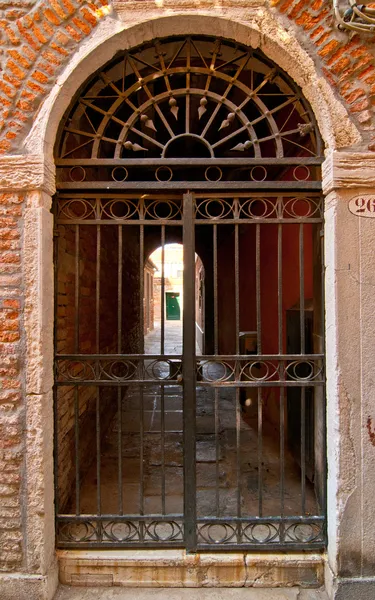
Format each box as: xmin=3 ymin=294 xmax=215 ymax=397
xmin=53 ymin=35 xmax=326 ymax=551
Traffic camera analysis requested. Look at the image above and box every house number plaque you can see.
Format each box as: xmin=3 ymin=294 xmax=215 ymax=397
xmin=349 ymin=195 xmax=375 ymax=218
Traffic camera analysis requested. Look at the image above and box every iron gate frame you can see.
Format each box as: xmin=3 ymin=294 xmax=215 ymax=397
xmin=53 ymin=189 xmax=326 ymax=552
xmin=53 ymin=34 xmax=326 ymax=552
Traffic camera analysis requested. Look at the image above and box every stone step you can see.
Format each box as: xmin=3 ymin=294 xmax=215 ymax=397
xmin=58 ymin=550 xmax=324 ymax=589
xmin=54 ymin=586 xmax=329 ymax=600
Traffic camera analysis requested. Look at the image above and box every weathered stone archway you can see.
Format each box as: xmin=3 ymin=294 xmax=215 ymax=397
xmin=2 ymin=6 xmax=374 ymax=600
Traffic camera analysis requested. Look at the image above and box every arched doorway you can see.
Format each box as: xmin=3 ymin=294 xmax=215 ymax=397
xmin=53 ymin=35 xmax=325 ymax=551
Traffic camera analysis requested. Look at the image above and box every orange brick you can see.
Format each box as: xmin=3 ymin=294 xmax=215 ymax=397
xmin=6 ymin=50 xmax=31 ymax=70
xmin=16 ymin=24 xmax=42 ymax=51
xmin=6 ymin=60 xmax=26 ymax=81
xmin=64 ymin=24 xmax=82 ymax=42
xmin=31 ymin=24 xmax=48 ymax=44
xmin=80 ymin=7 xmax=97 ymax=27
xmin=318 ymin=40 xmax=340 ymax=58
xmin=31 ymin=70 xmax=49 ymax=84
xmin=72 ymin=17 xmax=92 ymax=36
xmin=60 ymin=0 xmax=76 ymax=16
xmin=49 ymin=0 xmax=69 ymax=20
xmin=0 ymin=82 xmax=16 ymax=100
xmin=43 ymin=8 xmax=62 ymax=26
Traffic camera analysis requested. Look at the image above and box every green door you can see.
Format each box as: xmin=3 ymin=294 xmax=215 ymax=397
xmin=166 ymin=292 xmax=181 ymax=320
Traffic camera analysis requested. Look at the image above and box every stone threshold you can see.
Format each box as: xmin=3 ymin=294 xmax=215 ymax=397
xmin=58 ymin=549 xmax=325 ymax=588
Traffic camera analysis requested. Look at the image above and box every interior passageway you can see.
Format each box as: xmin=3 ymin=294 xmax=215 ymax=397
xmin=78 ymin=320 xmax=318 ymax=521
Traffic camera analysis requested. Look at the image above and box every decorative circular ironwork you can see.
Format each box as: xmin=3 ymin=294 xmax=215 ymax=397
xmin=205 ymin=166 xmax=223 ymax=182
xmin=101 ymin=198 xmax=139 ymax=220
xmin=198 ymin=360 xmax=234 ymax=382
xmin=111 ymin=166 xmax=129 ymax=182
xmin=199 ymin=523 xmax=237 ymax=544
xmin=144 ymin=199 xmax=181 ymax=220
xmin=283 ymin=197 xmax=321 ymax=219
xmin=239 ymin=197 xmax=277 ymax=219
xmin=69 ymin=166 xmax=86 ymax=182
xmin=57 ymin=360 xmax=96 ymax=382
xmin=286 ymin=360 xmax=322 ymax=382
xmin=155 ymin=166 xmax=173 ymax=182
xmin=57 ymin=36 xmax=321 ymax=162
xmin=242 ymin=523 xmax=279 ymax=544
xmin=103 ymin=521 xmax=139 ymax=542
xmin=145 ymin=521 xmax=183 ymax=542
xmin=58 ymin=198 xmax=96 ymax=220
xmin=250 ymin=166 xmax=267 ymax=182
xmin=285 ymin=522 xmax=322 ymax=543
xmin=59 ymin=521 xmax=97 ymax=542
xmin=100 ymin=359 xmax=138 ymax=381
xmin=293 ymin=165 xmax=310 ymax=181
xmin=195 ymin=198 xmax=233 ymax=219
xmin=240 ymin=360 xmax=279 ymax=382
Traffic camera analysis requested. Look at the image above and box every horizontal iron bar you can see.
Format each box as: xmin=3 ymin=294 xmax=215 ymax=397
xmin=56 ymin=220 xmax=183 ymax=226
xmin=57 ymin=542 xmax=185 ymax=549
xmin=55 ymin=353 xmax=323 ymax=360
xmin=56 ymin=219 xmax=323 ymax=226
xmin=57 ymin=181 xmax=322 ymax=191
xmin=57 ymin=514 xmax=184 ymax=521
xmin=57 ymin=541 xmax=325 ymax=551
xmin=197 ymin=516 xmax=325 ymax=523
xmin=56 ymin=158 xmax=324 ymax=167
xmin=55 ymin=381 xmax=324 ymax=387
xmin=196 ymin=543 xmax=325 ymax=551
xmin=57 ymin=192 xmax=322 ymax=198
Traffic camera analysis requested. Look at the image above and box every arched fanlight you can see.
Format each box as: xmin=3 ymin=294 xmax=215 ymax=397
xmin=56 ymin=36 xmax=321 ymax=161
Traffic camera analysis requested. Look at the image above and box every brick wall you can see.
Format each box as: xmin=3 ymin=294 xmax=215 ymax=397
xmin=55 ymin=222 xmax=140 ymax=512
xmin=270 ymin=0 xmax=375 ymax=149
xmin=0 ymin=1 xmax=373 ymax=154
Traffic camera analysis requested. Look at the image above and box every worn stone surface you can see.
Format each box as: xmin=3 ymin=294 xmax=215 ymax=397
xmin=58 ymin=550 xmax=324 ymax=588
xmin=54 ymin=585 xmax=329 ymax=599
xmin=0 ymin=0 xmax=374 ymax=153
xmin=0 ymin=3 xmax=374 ymax=600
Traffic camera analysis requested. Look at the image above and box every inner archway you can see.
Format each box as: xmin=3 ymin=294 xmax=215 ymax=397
xmin=53 ymin=35 xmax=326 ymax=552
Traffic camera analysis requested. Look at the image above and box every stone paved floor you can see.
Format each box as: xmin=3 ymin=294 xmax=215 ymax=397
xmin=54 ymin=585 xmax=329 ymax=599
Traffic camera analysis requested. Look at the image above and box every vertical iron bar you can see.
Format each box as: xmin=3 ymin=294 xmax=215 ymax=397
xmin=213 ymin=224 xmax=219 ymax=516
xmin=235 ymin=224 xmax=241 ymax=530
xmin=299 ymin=224 xmax=305 ymax=354
xmin=301 ymin=387 xmax=306 ymax=514
xmin=118 ymin=225 xmax=123 ymax=515
xmin=160 ymin=225 xmax=166 ymax=513
xmin=139 ymin=224 xmax=145 ymax=521
xmin=74 ymin=388 xmax=80 ymax=515
xmin=161 ymin=386 xmax=166 ymax=515
xmin=235 ymin=223 xmax=240 ymax=355
xmin=256 ymin=224 xmax=262 ymax=354
xmin=75 ymin=226 xmax=80 ymax=353
xmin=280 ymin=387 xmax=285 ymax=520
xmin=213 ymin=224 xmax=218 ymax=355
xmin=96 ymin=225 xmax=101 ymax=516
xmin=183 ymin=192 xmax=197 ymax=552
xmin=258 ymin=387 xmax=263 ymax=517
xmin=299 ymin=224 xmax=306 ymax=514
xmin=74 ymin=226 xmax=81 ymax=515
xmin=278 ymin=224 xmax=283 ymax=355
xmin=161 ymin=226 xmax=165 ymax=355
xmin=278 ymin=223 xmax=285 ymax=526
xmin=256 ymin=224 xmax=263 ymax=516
